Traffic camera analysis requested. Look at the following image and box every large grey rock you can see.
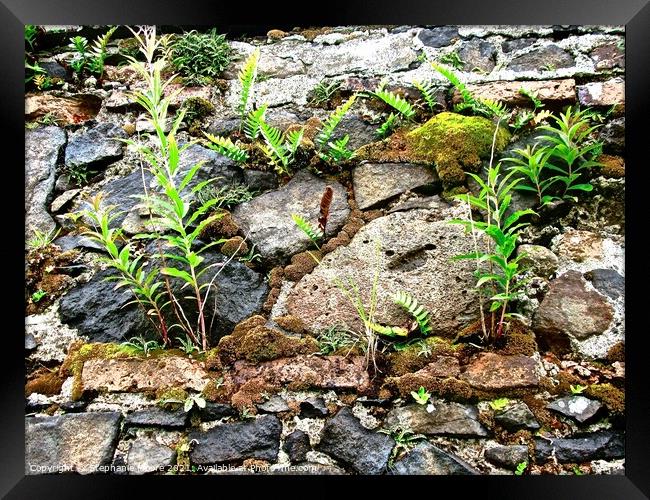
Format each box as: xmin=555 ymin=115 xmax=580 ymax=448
xmin=199 ymin=403 xmax=238 ymax=421
xmin=124 ymin=408 xmax=189 ymax=428
xmin=25 ymin=412 xmax=121 ymax=475
xmin=353 ymin=163 xmax=439 ymax=210
xmin=25 ymin=126 xmax=66 ymax=241
xmin=390 ymin=442 xmax=478 ymax=475
xmin=189 ymin=415 xmax=282 ymax=464
xmin=585 ymin=269 xmax=624 ymax=300
xmin=493 ymin=400 xmax=540 ymax=430
xmin=534 ymin=430 xmax=624 ymax=463
xmin=283 ymin=430 xmax=311 ymax=463
xmin=59 ymin=249 xmax=268 ymax=344
xmin=65 ymin=122 xmax=127 ymax=169
xmin=458 ymin=39 xmax=496 ymax=73
xmin=334 ymin=114 xmax=380 ymax=151
xmin=533 ymin=270 xmax=614 ymax=354
xmin=317 ymin=407 xmax=394 ymax=475
xmin=232 ymin=171 xmax=349 ymax=264
xmin=546 ymin=396 xmax=603 ymax=424
xmin=127 ymin=438 xmax=176 ymax=474
xmin=517 ymin=245 xmax=559 ymax=278
xmin=418 ymin=26 xmax=459 ymax=48
xmin=286 ymin=202 xmax=481 ymax=336
xmin=484 ymin=444 xmax=529 ymax=470
xmin=385 ymin=402 xmax=488 ymax=437
xmin=507 ymin=44 xmax=575 ymax=72
xmin=599 ymin=117 xmax=625 ymax=154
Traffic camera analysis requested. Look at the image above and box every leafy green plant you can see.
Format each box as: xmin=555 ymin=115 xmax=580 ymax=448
xmin=67 ymin=27 xmax=117 ymax=79
xmin=237 ymin=48 xmax=260 ymax=119
xmin=376 ymin=113 xmax=398 ymax=138
xmin=31 ymin=289 xmax=47 ymax=303
xmin=195 ymin=181 xmax=257 ymax=209
xmin=171 ymin=29 xmax=232 ymax=85
xmin=316 ymin=326 xmax=358 ymax=355
xmin=514 ymin=461 xmax=528 ymax=475
xmin=238 ymin=243 xmax=262 ymax=264
xmin=203 ymin=133 xmax=249 ymax=163
xmin=573 ymin=466 xmax=584 ymax=476
xmin=379 ymin=425 xmax=426 ymax=463
xmin=412 ymin=79 xmax=439 ymax=112
xmin=489 ymin=397 xmax=510 ymax=411
xmin=410 ymin=386 xmax=431 ymax=405
xmin=570 ymin=384 xmax=588 ymax=395
xmin=163 ymin=393 xmax=206 ymax=412
xmin=316 ymin=94 xmax=357 ymax=163
xmin=258 ymin=120 xmax=303 ymax=175
xmin=439 ymin=51 xmax=465 ymax=69
xmin=291 ymin=213 xmax=323 ymax=249
xmin=177 ymin=334 xmax=200 ymax=355
xmin=25 ymin=24 xmax=38 ymax=50
xmin=243 ymin=104 xmax=267 ymax=140
xmin=27 ymin=227 xmax=61 ymax=250
xmin=121 ymin=336 xmax=162 ymax=357
xmin=370 ymin=80 xmax=416 ymax=120
xmin=393 ymin=291 xmax=432 ymax=336
xmin=63 ymin=163 xmax=92 ymax=187
xmin=33 ymin=73 xmax=52 ymax=90
xmin=503 ymin=144 xmax=559 ymax=206
xmin=309 ymin=80 xmax=342 ymax=106
xmin=25 ymin=59 xmax=46 ymax=85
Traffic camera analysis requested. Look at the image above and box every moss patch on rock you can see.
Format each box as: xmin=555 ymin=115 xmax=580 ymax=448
xmin=217 ymin=315 xmax=319 ymax=365
xmin=386 ymin=337 xmax=459 ymax=377
xmin=25 ymin=368 xmax=64 ymax=396
xmin=586 ymin=383 xmax=625 ymax=415
xmin=355 ymin=112 xmax=510 ymax=191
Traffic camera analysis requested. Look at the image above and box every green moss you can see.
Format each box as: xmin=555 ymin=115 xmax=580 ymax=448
xmin=387 ymin=337 xmax=458 ymax=377
xmin=156 ymin=387 xmax=189 ymax=410
xmin=180 ymin=96 xmax=215 ymax=134
xmin=201 ymin=377 xmax=228 ymax=402
xmin=586 ymin=383 xmax=625 ymax=415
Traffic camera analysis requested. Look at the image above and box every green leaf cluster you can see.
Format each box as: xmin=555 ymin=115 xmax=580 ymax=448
xmin=171 ymin=29 xmax=232 ymax=85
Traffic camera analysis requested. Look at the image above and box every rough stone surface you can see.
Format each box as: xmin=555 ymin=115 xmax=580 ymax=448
xmin=577 ymin=77 xmax=625 ymax=107
xmin=599 ymin=117 xmax=625 ymax=154
xmin=53 ymin=234 xmax=104 ymax=252
xmin=300 ymin=397 xmax=329 ymax=418
xmin=124 ymin=408 xmax=189 ymax=428
xmin=25 ymin=93 xmax=102 ymax=125
xmin=534 ymin=431 xmax=624 ymax=463
xmin=517 ymin=244 xmax=559 ymax=278
xmin=533 ymin=271 xmax=614 ymax=353
xmin=493 ymin=401 xmax=540 ymax=430
xmin=25 ymin=126 xmax=66 ymax=239
xmin=257 ymin=395 xmax=291 ymax=413
xmin=589 ymin=42 xmax=625 ymax=70
xmin=25 ymin=412 xmax=121 ymax=474
xmin=390 ymin=442 xmax=479 ymax=475
xmin=199 ymin=403 xmax=238 ymax=420
xmin=461 ymin=353 xmax=540 ymax=391
xmin=484 ymin=444 xmax=529 ymax=470
xmin=585 ymin=269 xmax=624 ymax=300
xmin=189 ymin=415 xmax=282 ymax=464
xmin=81 ymin=357 xmax=211 ymax=393
xmin=553 ymin=230 xmax=605 ymax=263
xmin=418 ymin=26 xmax=459 ymax=47
xmin=50 ymin=189 xmax=80 ymax=213
xmin=232 ymin=171 xmax=350 ymax=264
xmin=127 ymin=438 xmax=176 ymax=474
xmin=507 ymin=44 xmax=575 ymax=72
xmin=458 ymin=39 xmax=497 ymax=73
xmin=287 ymin=203 xmax=481 ymax=337
xmin=232 ymin=355 xmax=370 ymax=391
xmin=65 ymin=122 xmax=127 ymax=169
xmin=546 ymin=396 xmax=603 ymax=423
xmin=352 ymin=162 xmax=439 ymax=210
xmin=385 ymin=402 xmax=488 ymax=437
xmin=334 ymin=115 xmax=380 ymax=151
xmin=284 ymin=430 xmax=311 ymax=463
xmin=317 ymin=407 xmax=394 ymax=475
xmin=461 ymin=79 xmax=576 ymax=107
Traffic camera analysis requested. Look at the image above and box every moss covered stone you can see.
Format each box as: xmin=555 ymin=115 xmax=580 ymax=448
xmin=355 ymin=112 xmax=511 ymax=191
xmin=386 ymin=337 xmax=459 ymax=377
xmin=586 ymin=383 xmax=625 ymax=415
xmin=181 ymin=96 xmax=215 ymax=134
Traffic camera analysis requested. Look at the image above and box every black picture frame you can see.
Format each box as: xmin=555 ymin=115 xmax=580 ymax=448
xmin=4 ymin=0 xmax=649 ymax=497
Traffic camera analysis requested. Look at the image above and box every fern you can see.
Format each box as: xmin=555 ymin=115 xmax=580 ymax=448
xmin=291 ymin=213 xmax=323 ymax=248
xmin=203 ymin=132 xmax=249 ymax=163
xmin=238 ymin=48 xmax=260 ymax=118
xmin=285 ymin=127 xmax=304 ymax=156
xmin=412 ymin=79 xmax=439 ymax=112
xmin=393 ymin=291 xmax=432 ymax=336
xmin=259 ymin=120 xmax=291 ymax=173
xmin=477 ymin=98 xmax=510 ymax=119
xmin=519 ymin=87 xmax=543 ymax=110
xmin=326 ymin=135 xmax=354 ymax=162
xmin=432 ymin=62 xmax=477 ymax=108
xmin=365 ymin=320 xmax=409 ymax=338
xmin=372 ymin=87 xmax=416 ymax=119
xmin=376 ymin=113 xmax=398 ymax=138
xmin=87 ymin=26 xmax=117 ymax=77
xmin=243 ymin=104 xmax=267 ymax=140
xmin=316 ymin=94 xmax=357 ymax=150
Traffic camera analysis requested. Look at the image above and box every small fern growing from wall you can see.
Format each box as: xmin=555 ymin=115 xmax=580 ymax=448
xmin=371 ymin=80 xmax=416 ymax=120
xmin=203 ymin=133 xmax=249 ymax=163
xmin=238 ymin=48 xmax=261 ymax=120
xmin=412 ymin=79 xmax=439 ymax=112
xmin=243 ymin=104 xmax=267 ymax=140
xmin=291 ymin=213 xmax=323 ymax=249
xmin=393 ymin=291 xmax=432 ymax=336
xmin=316 ymin=94 xmax=357 ymax=163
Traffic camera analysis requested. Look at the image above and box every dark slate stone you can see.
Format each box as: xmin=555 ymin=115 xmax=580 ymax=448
xmin=54 ymin=235 xmax=105 ymax=253
xmin=206 ymin=116 xmax=241 ymax=137
xmin=502 ymin=38 xmax=538 ymax=53
xmin=65 ymin=122 xmax=127 ymax=169
xmin=390 ymin=442 xmax=479 ymax=475
xmin=534 ymin=430 xmax=624 ymax=463
xmin=124 ymin=408 xmax=189 ymax=428
xmin=59 ymin=248 xmax=268 ymax=344
xmin=598 ymin=117 xmax=625 ymax=155
xmin=283 ymin=430 xmax=311 ymax=463
xmin=584 ymin=269 xmax=624 ymax=300
xmin=243 ymin=169 xmax=279 ymax=194
xmin=507 ymin=44 xmax=575 ymax=72
xmin=189 ymin=414 xmax=282 ymax=464
xmin=493 ymin=401 xmax=540 ymax=430
xmin=547 ymin=396 xmax=604 ymax=424
xmin=458 ymin=39 xmax=497 ymax=73
xmin=385 ymin=403 xmax=489 ymax=437
xmin=199 ymin=403 xmax=238 ymax=421
xmin=333 ymin=114 xmax=380 ymax=150
xmin=316 ymin=407 xmax=394 ymax=475
xmin=484 ymin=444 xmax=529 ymax=470
xmin=40 ymin=60 xmax=68 ymax=80
xmin=418 ymin=26 xmax=459 ymax=48
xmin=299 ymin=397 xmax=329 ymax=418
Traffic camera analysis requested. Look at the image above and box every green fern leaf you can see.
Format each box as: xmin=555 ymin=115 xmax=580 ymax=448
xmin=90 ymin=26 xmax=117 ymax=58
xmin=259 ymin=119 xmax=289 ymax=170
xmin=365 ymin=320 xmax=409 ymax=338
xmin=393 ymin=291 xmax=432 ymax=335
xmin=372 ymin=88 xmax=416 ymax=119
xmin=431 ymin=62 xmax=478 ymax=109
xmin=376 ymin=113 xmax=399 ymax=138
xmin=285 ymin=127 xmax=304 ymax=156
xmin=203 ymin=132 xmax=249 ymax=163
xmin=238 ymin=48 xmax=260 ymax=117
xmin=412 ymin=79 xmax=438 ymax=112
xmin=243 ymin=104 xmax=267 ymax=140
xmin=316 ymin=94 xmax=357 ymax=150
xmin=291 ymin=213 xmax=323 ymax=247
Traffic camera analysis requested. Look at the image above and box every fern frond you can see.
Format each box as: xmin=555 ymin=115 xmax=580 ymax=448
xmin=519 ymin=87 xmax=543 ymax=110
xmin=243 ymin=104 xmax=267 ymax=140
xmin=412 ymin=79 xmax=438 ymax=112
xmin=327 ymin=135 xmax=354 ymax=162
xmin=291 ymin=213 xmax=323 ymax=247
xmin=90 ymin=26 xmax=117 ymax=58
xmin=376 ymin=113 xmax=398 ymax=138
xmin=259 ymin=119 xmax=289 ymax=169
xmin=364 ymin=320 xmax=409 ymax=338
xmin=432 ymin=62 xmax=477 ymax=109
xmin=203 ymin=132 xmax=249 ymax=163
xmin=372 ymin=88 xmax=416 ymax=119
xmin=285 ymin=127 xmax=304 ymax=156
xmin=316 ymin=94 xmax=357 ymax=150
xmin=393 ymin=291 xmax=432 ymax=335
xmin=238 ymin=47 xmax=260 ymax=117
xmin=476 ymin=98 xmax=510 ymax=119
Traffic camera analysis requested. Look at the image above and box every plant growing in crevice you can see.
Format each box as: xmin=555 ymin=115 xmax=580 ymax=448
xmin=316 ymin=326 xmax=358 ymax=355
xmin=309 ymin=80 xmax=342 ymax=106
xmin=27 ymin=227 xmax=61 ymax=251
xmin=410 ymin=386 xmax=431 ymax=405
xmin=439 ymin=50 xmax=465 ymax=69
xmin=366 ymin=80 xmax=416 ymax=138
xmin=379 ymin=425 xmax=426 ymax=465
xmin=171 ymin=29 xmax=232 ymax=85
xmin=412 ymin=79 xmax=440 ymax=113
xmin=514 ymin=461 xmax=528 ymax=475
xmin=67 ymin=26 xmax=117 ymax=80
xmin=316 ymin=94 xmax=357 ymax=163
xmin=121 ymin=336 xmax=162 ymax=357
xmin=290 ymin=185 xmax=334 ymax=257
